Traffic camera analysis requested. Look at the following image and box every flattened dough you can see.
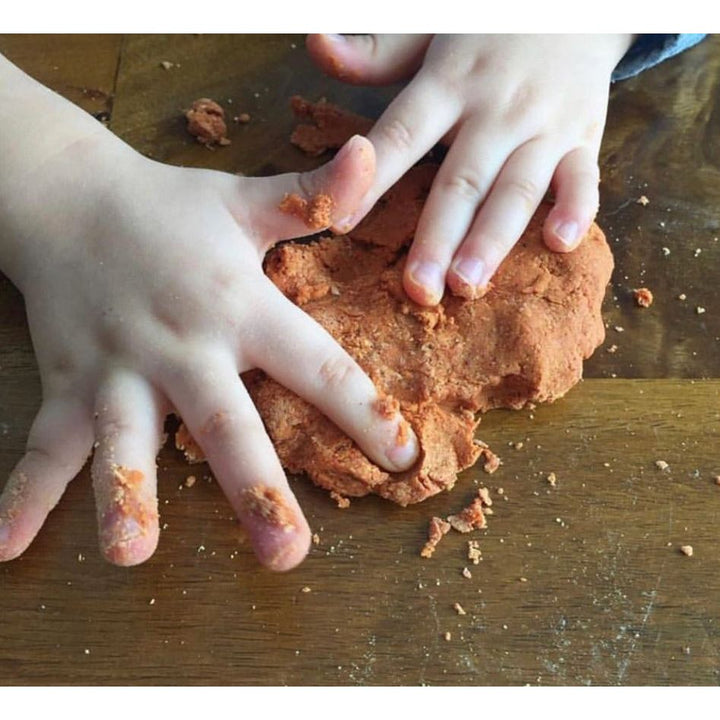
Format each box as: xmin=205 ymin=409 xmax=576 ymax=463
xmin=243 ymin=163 xmax=614 ymax=505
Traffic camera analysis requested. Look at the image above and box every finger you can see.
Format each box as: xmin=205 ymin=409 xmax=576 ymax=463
xmin=403 ymin=120 xmax=514 ymax=305
xmin=238 ymin=135 xmax=375 ymax=248
xmin=543 ymin=146 xmax=600 ymax=252
xmin=345 ymin=76 xmax=462 ymax=232
xmin=0 ymin=395 xmax=93 ymax=561
xmin=306 ymin=34 xmax=432 ymax=85
xmin=246 ymin=288 xmax=419 ymax=472
xmin=163 ymin=354 xmax=311 ymax=572
xmin=92 ymin=369 xmax=165 ymax=567
xmin=446 ymin=139 xmax=557 ymax=299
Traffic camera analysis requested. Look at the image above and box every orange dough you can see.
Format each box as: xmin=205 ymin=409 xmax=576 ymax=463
xmin=289 ymin=95 xmax=373 ymax=156
xmin=244 ymin=162 xmax=613 ymax=506
xmin=279 ymin=192 xmax=334 ymax=230
xmin=185 ymin=98 xmax=230 ymax=147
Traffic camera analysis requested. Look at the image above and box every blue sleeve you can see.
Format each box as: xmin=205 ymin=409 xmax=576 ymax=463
xmin=612 ymin=34 xmax=707 ymax=81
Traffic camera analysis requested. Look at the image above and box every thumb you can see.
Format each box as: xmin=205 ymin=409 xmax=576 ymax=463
xmin=240 ymin=134 xmax=376 ymax=248
xmin=306 ymin=34 xmax=432 ymax=85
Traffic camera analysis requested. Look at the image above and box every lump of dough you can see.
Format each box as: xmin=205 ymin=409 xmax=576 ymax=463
xmin=243 ymin=163 xmax=613 ymax=505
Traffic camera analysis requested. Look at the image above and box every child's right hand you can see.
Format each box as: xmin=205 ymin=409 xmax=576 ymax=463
xmin=0 ymin=72 xmax=418 ymax=570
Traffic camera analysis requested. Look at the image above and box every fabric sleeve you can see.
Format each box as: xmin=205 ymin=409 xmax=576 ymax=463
xmin=612 ymin=34 xmax=707 ymax=82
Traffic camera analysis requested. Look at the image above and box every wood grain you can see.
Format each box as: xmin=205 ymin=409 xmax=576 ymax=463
xmin=1 ymin=34 xmax=720 ymax=686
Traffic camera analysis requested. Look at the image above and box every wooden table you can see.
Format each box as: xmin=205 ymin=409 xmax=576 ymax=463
xmin=1 ymin=34 xmax=719 ymax=686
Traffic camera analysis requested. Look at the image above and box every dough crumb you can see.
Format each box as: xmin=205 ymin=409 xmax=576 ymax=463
xmin=680 ymin=544 xmax=694 ymax=557
xmin=655 ymin=460 xmax=670 ymax=471
xmin=443 ymin=631 xmax=452 ymax=641
xmin=420 ymin=516 xmax=451 ymax=558
xmin=175 ymin=423 xmax=206 ymax=464
xmin=234 ymin=112 xmax=251 ymax=123
xmin=633 ymin=287 xmax=654 ymax=308
xmin=636 ymin=195 xmax=650 ymax=206
xmin=479 ymin=446 xmax=501 ymax=474
xmin=467 ymin=540 xmax=482 ymax=565
xmin=329 ymin=491 xmax=350 ymax=509
xmin=185 ymin=98 xmax=231 ymax=147
xmin=546 ymin=472 xmax=557 ymax=487
xmin=453 ymin=602 xmax=467 ymax=616
xmin=184 ymin=475 xmax=196 ymax=488
xmin=279 ymin=192 xmax=334 ymax=230
xmin=312 ymin=532 xmax=321 ymax=545
xmin=461 ymin=567 xmax=472 ymax=579
xmin=447 ymin=492 xmax=488 ymax=534
xmin=238 ymin=485 xmax=297 ymax=532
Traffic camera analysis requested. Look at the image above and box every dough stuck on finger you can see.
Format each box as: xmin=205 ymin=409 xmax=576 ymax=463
xmin=238 ymin=484 xmax=298 ymax=533
xmin=96 ymin=464 xmax=159 ymax=566
xmin=279 ymin=192 xmax=334 ymax=230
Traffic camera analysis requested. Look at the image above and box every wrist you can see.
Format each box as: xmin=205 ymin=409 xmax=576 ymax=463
xmin=0 ymin=54 xmax=139 ymax=291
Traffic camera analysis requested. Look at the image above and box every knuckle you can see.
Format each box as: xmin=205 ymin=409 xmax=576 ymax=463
xmin=440 ymin=170 xmax=487 ymax=202
xmin=378 ymin=116 xmax=415 ymax=154
xmin=502 ymin=176 xmax=542 ymax=210
xmin=317 ymin=354 xmax=358 ymax=392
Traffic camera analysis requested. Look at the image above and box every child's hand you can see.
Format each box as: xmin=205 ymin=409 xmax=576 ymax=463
xmin=0 ymin=122 xmax=419 ymax=570
xmin=308 ymin=34 xmax=633 ymax=304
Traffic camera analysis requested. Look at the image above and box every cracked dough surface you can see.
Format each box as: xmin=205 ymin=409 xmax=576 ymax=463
xmin=243 ymin=163 xmax=614 ymax=505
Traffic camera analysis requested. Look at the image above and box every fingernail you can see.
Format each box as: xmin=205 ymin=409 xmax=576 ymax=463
xmin=334 ymin=212 xmax=357 ymax=234
xmin=408 ymin=261 xmax=444 ymax=303
xmin=451 ymin=256 xmax=486 ymax=287
xmin=386 ymin=422 xmax=419 ymax=470
xmin=555 ymin=221 xmax=579 ymax=248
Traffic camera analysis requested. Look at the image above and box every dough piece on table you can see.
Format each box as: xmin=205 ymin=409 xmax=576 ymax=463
xmin=185 ymin=98 xmax=230 ymax=147
xmin=289 ymin=95 xmax=374 ymax=156
xmin=243 ymin=163 xmax=614 ymax=505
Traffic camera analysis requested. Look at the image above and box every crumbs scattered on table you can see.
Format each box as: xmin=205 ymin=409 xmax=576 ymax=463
xmin=467 ymin=540 xmax=482 ymax=565
xmin=301 ymin=586 xmax=312 ymax=593
xmin=680 ymin=544 xmax=694 ymax=557
xmin=636 ymin=195 xmax=650 ymax=206
xmin=696 ymin=306 xmax=706 ymax=315
xmin=655 ymin=460 xmax=670 ymax=471
xmin=606 ymin=344 xmax=618 ymax=354
xmin=633 ymin=287 xmax=654 ymax=308
xmin=614 ymin=326 xmax=625 ymax=333
xmin=159 ymin=60 xmax=178 ymax=71
xmin=461 ymin=567 xmax=472 ymax=579
xmin=662 ymin=247 xmax=671 ymax=256
xmin=312 ymin=532 xmax=320 ymax=545
xmin=184 ymin=475 xmax=196 ymax=488
xmin=233 ymin=112 xmax=251 ymax=123
xmin=443 ymin=631 xmax=452 ymax=641
xmin=453 ymin=602 xmax=467 ymax=616
xmin=678 ymin=293 xmax=687 ymax=301
xmin=546 ymin=472 xmax=557 ymax=487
